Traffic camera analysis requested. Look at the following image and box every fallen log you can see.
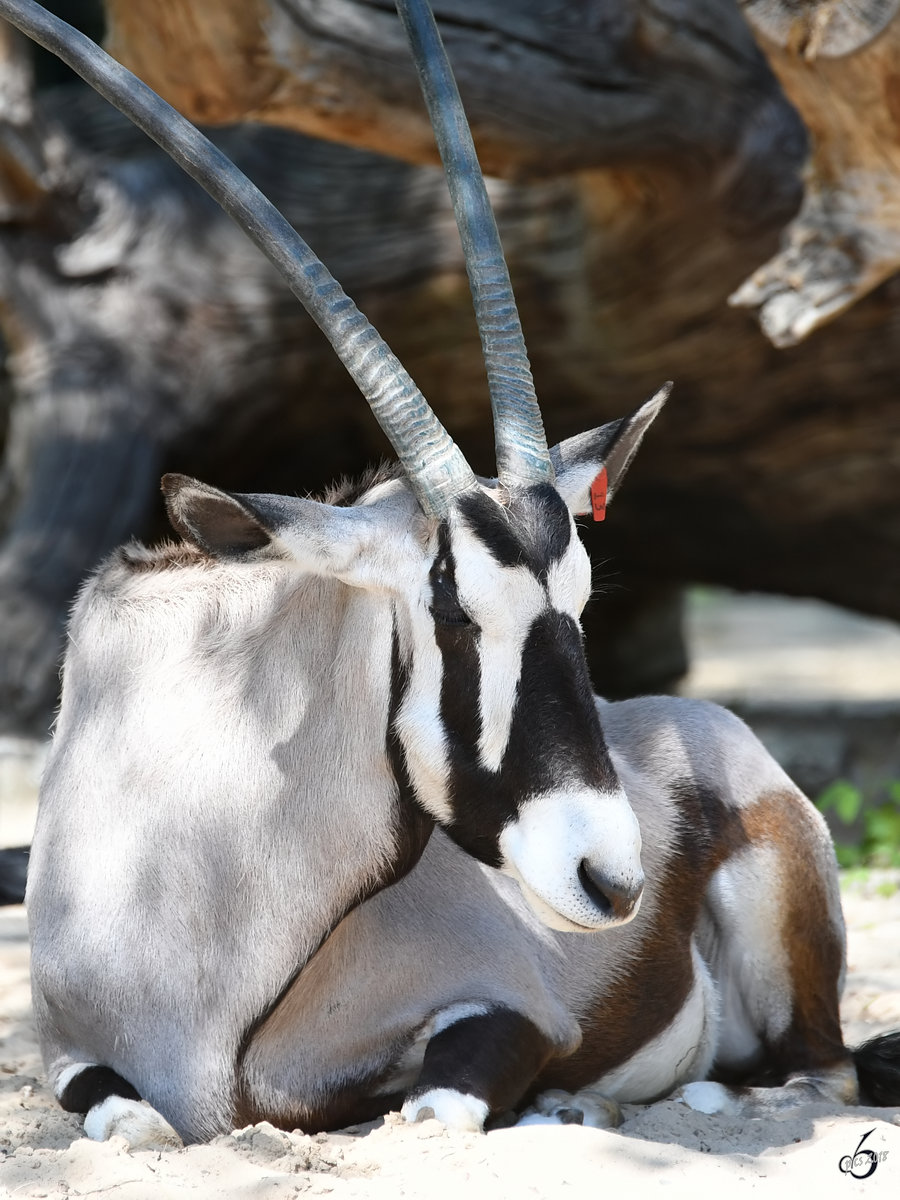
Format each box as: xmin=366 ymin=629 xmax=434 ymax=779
xmin=733 ymin=0 xmax=900 ymax=344
xmin=1 ymin=2 xmax=900 ymax=742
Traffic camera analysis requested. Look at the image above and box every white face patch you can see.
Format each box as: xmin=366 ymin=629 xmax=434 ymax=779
xmin=449 ymin=518 xmax=545 ymax=629
xmin=499 ymin=789 xmax=643 ymax=931
xmin=447 ymin=513 xmax=595 ymax=776
xmin=447 ymin=517 xmax=547 ymax=774
xmin=474 ymin=570 xmax=545 ymax=772
xmin=394 ymin=602 xmax=454 ymax=825
xmin=476 ymin=630 xmax=525 ymax=775
xmin=545 ymin=531 xmax=592 ymax=619
xmin=395 ymin=489 xmax=620 ymax=878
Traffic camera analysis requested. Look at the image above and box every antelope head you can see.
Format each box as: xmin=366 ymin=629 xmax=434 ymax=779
xmin=3 ymin=0 xmax=670 ymax=931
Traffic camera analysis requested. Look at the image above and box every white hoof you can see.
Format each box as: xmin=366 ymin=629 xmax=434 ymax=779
xmin=401 ymin=1088 xmax=488 ymax=1132
xmin=677 ymin=1081 xmax=739 ymax=1116
xmin=83 ymin=1096 xmax=183 ymax=1149
xmin=516 ymin=1112 xmax=566 ymax=1127
xmin=523 ymin=1087 xmax=622 ymax=1130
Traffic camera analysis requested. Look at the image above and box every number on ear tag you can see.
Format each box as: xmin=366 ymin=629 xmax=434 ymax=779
xmin=590 ymin=468 xmax=608 ymax=522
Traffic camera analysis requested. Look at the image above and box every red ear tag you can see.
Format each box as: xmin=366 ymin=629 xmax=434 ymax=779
xmin=590 ymin=467 xmax=608 ymax=522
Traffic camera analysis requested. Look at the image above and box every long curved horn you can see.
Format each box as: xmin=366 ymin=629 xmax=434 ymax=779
xmin=396 ymin=0 xmax=553 ymax=489
xmin=0 ymin=0 xmax=476 ymax=518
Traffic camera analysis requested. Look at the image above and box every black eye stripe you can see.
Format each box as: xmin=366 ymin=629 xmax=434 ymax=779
xmin=456 ymin=485 xmax=572 ymax=577
xmin=431 ymin=571 xmax=460 ymax=607
xmin=430 ymin=526 xmax=474 ymax=627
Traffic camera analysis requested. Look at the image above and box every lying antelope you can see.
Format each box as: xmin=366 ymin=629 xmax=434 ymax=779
xmin=9 ymin=0 xmax=899 ymax=1148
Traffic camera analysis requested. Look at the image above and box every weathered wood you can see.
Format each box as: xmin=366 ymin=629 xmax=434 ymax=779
xmin=0 ymin=70 xmax=327 ymax=732
xmin=733 ymin=0 xmax=900 ymax=343
xmin=99 ymin=0 xmax=900 ymax=347
xmin=742 ymin=0 xmax=900 ymax=58
xmin=101 ymin=0 xmax=796 ymax=212
xmin=3 ymin=2 xmax=900 ymax=740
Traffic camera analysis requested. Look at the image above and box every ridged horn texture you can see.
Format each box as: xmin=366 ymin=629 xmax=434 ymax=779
xmin=396 ymin=0 xmax=553 ymax=489
xmin=0 ymin=0 xmax=477 ymax=518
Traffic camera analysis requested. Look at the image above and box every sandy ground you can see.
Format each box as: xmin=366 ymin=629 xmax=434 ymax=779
xmin=1 ymin=875 xmax=898 ymax=1199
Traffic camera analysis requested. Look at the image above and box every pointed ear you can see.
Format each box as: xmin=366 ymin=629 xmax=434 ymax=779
xmin=550 ymin=383 xmax=671 ymax=516
xmin=161 ymin=473 xmax=406 ymax=580
xmin=162 ymin=474 xmax=283 ymax=558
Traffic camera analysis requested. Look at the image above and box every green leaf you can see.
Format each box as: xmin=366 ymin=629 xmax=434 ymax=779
xmin=834 ymin=842 xmax=864 ymax=869
xmin=864 ymin=806 xmax=900 ymax=847
xmin=817 ymin=781 xmax=863 ymax=826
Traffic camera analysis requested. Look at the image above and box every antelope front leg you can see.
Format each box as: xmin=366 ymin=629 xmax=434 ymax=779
xmin=401 ymin=1007 xmax=562 ymax=1132
xmin=54 ymin=1062 xmax=183 ymax=1149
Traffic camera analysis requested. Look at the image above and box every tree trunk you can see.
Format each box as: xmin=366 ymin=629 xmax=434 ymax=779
xmin=1 ymin=1 xmax=900 ymax=738
xmin=102 ymin=0 xmax=795 ymax=203
xmin=732 ymin=0 xmax=900 ymax=344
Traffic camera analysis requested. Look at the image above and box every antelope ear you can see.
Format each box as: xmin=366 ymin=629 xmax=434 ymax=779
xmin=162 ymin=474 xmax=281 ymax=559
xmin=550 ymin=383 xmax=671 ymax=516
xmin=161 ymin=473 xmax=410 ymax=582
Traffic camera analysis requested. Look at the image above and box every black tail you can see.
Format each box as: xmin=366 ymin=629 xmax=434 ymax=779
xmin=0 ymin=846 xmax=29 ymax=906
xmin=853 ymin=1031 xmax=900 ymax=1106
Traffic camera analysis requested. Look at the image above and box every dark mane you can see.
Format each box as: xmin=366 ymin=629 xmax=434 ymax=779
xmin=318 ymin=462 xmax=405 ymax=507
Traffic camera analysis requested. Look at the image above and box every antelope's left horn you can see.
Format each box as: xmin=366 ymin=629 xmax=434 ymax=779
xmin=396 ymin=0 xmax=553 ymax=490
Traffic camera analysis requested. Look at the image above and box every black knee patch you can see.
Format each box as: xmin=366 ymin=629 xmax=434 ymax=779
xmin=59 ymin=1065 xmax=141 ymax=1114
xmin=409 ymin=1007 xmax=558 ymax=1114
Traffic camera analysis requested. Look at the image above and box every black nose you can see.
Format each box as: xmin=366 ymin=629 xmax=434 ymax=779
xmin=578 ymin=860 xmax=643 ymax=922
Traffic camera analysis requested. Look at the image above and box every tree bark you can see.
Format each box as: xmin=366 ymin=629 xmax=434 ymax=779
xmin=732 ymin=0 xmax=900 ymax=344
xmin=2 ymin=2 xmax=900 ymax=737
xmin=102 ymin=0 xmax=793 ymax=201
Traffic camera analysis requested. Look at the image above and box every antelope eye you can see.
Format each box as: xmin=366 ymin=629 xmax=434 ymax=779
xmin=430 ymin=573 xmax=473 ymax=627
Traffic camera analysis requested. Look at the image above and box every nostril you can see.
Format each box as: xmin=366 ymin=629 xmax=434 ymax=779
xmin=578 ymin=860 xmax=643 ymax=922
xmin=577 ymin=860 xmax=613 ymax=917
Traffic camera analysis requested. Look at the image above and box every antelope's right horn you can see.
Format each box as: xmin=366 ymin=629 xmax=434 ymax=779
xmin=396 ymin=0 xmax=553 ymax=490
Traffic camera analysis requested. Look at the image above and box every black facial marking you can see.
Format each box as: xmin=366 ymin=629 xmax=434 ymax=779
xmin=406 ymin=488 xmax=614 ymax=867
xmin=58 ymin=1065 xmax=141 ymax=1114
xmin=429 ymin=524 xmax=474 ymax=628
xmin=434 ymin=604 xmax=483 ymax=759
xmin=456 ymin=485 xmax=571 ymax=580
xmin=395 ymin=486 xmax=613 ymax=869
xmin=437 ymin=609 xmax=618 ymax=867
xmin=387 ymin=623 xmax=436 ymax=882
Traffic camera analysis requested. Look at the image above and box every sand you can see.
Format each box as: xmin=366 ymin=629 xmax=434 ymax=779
xmin=2 ymin=875 xmax=899 ymax=1199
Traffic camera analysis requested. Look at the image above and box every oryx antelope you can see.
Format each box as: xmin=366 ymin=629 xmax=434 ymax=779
xmin=10 ymin=0 xmax=900 ymax=1149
